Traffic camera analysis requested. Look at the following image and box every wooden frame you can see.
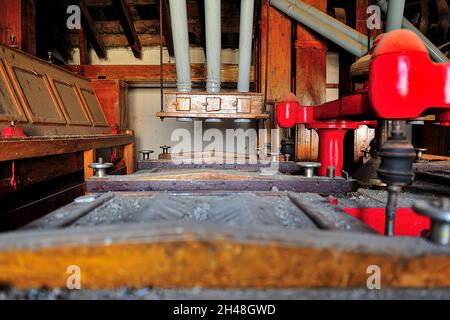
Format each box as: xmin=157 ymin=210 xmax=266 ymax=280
xmin=5 ymin=63 xmax=66 ymax=125
xmin=49 ymin=79 xmax=93 ymax=127
xmin=0 ymin=59 xmax=27 ymax=122
xmin=77 ymin=87 xmax=110 ymax=127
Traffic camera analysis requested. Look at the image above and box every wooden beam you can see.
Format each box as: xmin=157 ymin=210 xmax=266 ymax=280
xmin=260 ymin=0 xmax=292 ymax=101
xmin=79 ymin=26 xmax=89 ymax=65
xmin=0 ymin=223 xmax=449 ymax=289
xmin=83 ymin=149 xmax=96 ymax=180
xmin=112 ymin=0 xmax=142 ymax=58
xmin=295 ymin=0 xmax=327 ymax=161
xmin=78 ymin=0 xmax=108 ymax=59
xmin=65 ymin=64 xmax=253 ymax=83
xmin=0 ymin=0 xmax=22 ymax=49
xmin=123 ymin=143 xmax=134 ymax=174
xmin=156 ymin=0 xmax=174 ymax=57
xmin=0 ymin=134 xmax=134 ymax=162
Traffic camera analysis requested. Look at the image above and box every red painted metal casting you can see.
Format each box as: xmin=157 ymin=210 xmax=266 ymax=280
xmin=276 ymin=29 xmax=450 ymax=176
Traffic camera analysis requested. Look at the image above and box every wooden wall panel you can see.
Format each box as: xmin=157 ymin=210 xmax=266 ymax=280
xmin=0 ymin=61 xmax=27 ymax=122
xmin=8 ymin=65 xmax=66 ymax=124
xmin=51 ymin=80 xmax=92 ymax=126
xmin=0 ymin=45 xmax=110 ymax=135
xmin=91 ymin=79 xmax=128 ymax=129
xmin=295 ymin=0 xmax=327 ymax=161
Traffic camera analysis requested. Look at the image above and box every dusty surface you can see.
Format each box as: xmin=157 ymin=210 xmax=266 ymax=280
xmin=1 ymin=287 xmax=450 ymax=300
xmin=72 ymin=193 xmax=319 ymax=230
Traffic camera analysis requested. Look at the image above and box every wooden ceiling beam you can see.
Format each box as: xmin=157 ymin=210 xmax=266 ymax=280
xmin=78 ymin=0 xmax=108 ymax=59
xmin=156 ymin=0 xmax=174 ymax=57
xmin=112 ymin=0 xmax=142 ymax=58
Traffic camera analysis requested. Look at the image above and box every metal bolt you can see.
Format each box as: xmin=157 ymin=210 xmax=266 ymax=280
xmin=161 ymin=145 xmax=171 ymax=154
xmin=297 ymin=162 xmax=321 ymax=178
xmin=285 ymin=154 xmax=291 ymax=162
xmin=414 ymin=198 xmax=450 ymax=245
xmin=139 ymin=150 xmax=154 ymax=161
xmin=415 ymin=147 xmax=428 ymax=162
xmin=326 ymin=166 xmax=336 ymax=179
xmin=88 ymin=157 xmax=113 ymax=178
xmin=271 ymin=152 xmax=280 ymax=163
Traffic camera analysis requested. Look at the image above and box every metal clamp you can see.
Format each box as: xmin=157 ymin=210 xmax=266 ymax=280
xmin=88 ymin=157 xmax=113 ymax=178
xmin=414 ymin=198 xmax=450 ymax=245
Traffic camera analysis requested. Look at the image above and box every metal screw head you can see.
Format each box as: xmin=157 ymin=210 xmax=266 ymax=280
xmin=89 ymin=157 xmax=114 ymax=178
xmin=271 ymin=152 xmax=280 ymax=163
xmin=414 ymin=198 xmax=450 ymax=245
xmin=139 ymin=150 xmax=154 ymax=160
xmin=160 ymin=145 xmax=171 ymax=154
xmin=415 ymin=147 xmax=428 ymax=162
xmin=297 ymin=162 xmax=321 ymax=178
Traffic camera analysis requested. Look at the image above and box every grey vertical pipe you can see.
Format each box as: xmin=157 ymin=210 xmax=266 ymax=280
xmin=376 ymin=0 xmax=449 ymax=62
xmin=270 ymin=0 xmax=367 ymax=57
xmin=386 ymin=0 xmax=406 ymax=31
xmin=205 ymin=0 xmax=221 ymax=93
xmin=168 ymin=0 xmax=192 ymax=92
xmin=238 ymin=0 xmax=255 ymax=92
xmin=287 ymin=0 xmax=367 ymax=47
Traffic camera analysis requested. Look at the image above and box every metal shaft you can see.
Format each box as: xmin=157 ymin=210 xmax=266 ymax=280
xmin=168 ymin=0 xmax=192 ymax=92
xmin=385 ymin=185 xmax=401 ymax=236
xmin=237 ymin=0 xmax=255 ymax=92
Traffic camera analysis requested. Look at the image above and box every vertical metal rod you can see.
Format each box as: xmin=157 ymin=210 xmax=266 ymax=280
xmin=168 ymin=0 xmax=192 ymax=92
xmin=385 ymin=185 xmax=401 ymax=236
xmin=159 ymin=0 xmax=164 ymax=111
xmin=205 ymin=0 xmax=222 ymax=93
xmin=238 ymin=0 xmax=255 ymax=92
xmin=386 ymin=0 xmax=406 ymax=32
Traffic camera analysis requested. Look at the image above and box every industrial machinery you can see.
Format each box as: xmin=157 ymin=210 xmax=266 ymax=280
xmin=276 ymin=29 xmax=450 ymax=236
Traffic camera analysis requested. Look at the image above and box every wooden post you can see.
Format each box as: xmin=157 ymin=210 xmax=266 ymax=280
xmin=83 ymin=149 xmax=96 ymax=180
xmin=124 ymin=143 xmax=135 ymax=175
xmin=0 ymin=0 xmax=36 ymax=55
xmin=295 ymin=0 xmax=327 ymax=161
xmin=260 ymin=0 xmax=292 ymax=102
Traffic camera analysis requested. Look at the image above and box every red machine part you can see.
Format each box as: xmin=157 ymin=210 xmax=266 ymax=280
xmin=344 ymin=207 xmax=430 ymax=237
xmin=277 ymin=29 xmax=450 ymax=127
xmin=1 ymin=122 xmax=26 ymax=138
xmin=276 ymin=29 xmax=450 ymax=176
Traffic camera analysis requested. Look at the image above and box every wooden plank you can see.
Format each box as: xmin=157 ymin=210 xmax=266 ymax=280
xmin=20 ymin=0 xmax=36 ymax=56
xmin=295 ymin=0 xmax=326 ymax=161
xmin=0 ymin=0 xmax=22 ymax=49
xmin=112 ymin=0 xmax=142 ymax=58
xmin=123 ymin=143 xmax=134 ymax=174
xmin=66 ymin=64 xmax=253 ymax=83
xmin=0 ymin=222 xmax=448 ymax=289
xmin=78 ymin=0 xmax=108 ymax=59
xmin=91 ymin=79 xmax=122 ymax=127
xmin=260 ymin=0 xmax=292 ymax=102
xmin=79 ymin=26 xmax=89 ymax=65
xmin=0 ymin=134 xmax=134 ymax=162
xmin=83 ymin=149 xmax=96 ymax=180
xmin=0 ymin=153 xmax=83 ymax=191
xmin=157 ymin=0 xmax=174 ymax=57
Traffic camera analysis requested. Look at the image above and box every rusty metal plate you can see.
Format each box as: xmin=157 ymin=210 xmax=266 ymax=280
xmin=206 ymin=97 xmax=221 ymax=112
xmin=158 ymin=92 xmax=268 ymax=119
xmin=237 ymin=98 xmax=251 ymax=113
xmin=175 ymin=97 xmax=191 ymax=111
